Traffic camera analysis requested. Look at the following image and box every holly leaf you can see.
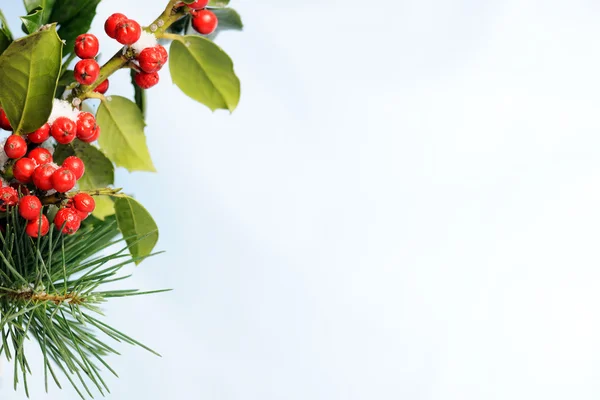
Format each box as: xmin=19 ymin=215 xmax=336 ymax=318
xmin=169 ymin=35 xmax=240 ymax=112
xmin=21 ymin=8 xmax=45 ymax=34
xmin=92 ymin=195 xmax=114 ymax=220
xmin=23 ymin=0 xmax=56 ymax=23
xmin=208 ymin=0 xmax=230 ymax=7
xmin=206 ymin=8 xmax=243 ymax=40
xmin=54 ymin=140 xmax=114 ymax=190
xmin=130 ymin=69 xmax=147 ymax=118
xmin=0 ymin=25 xmax=63 ymax=133
xmin=114 ymin=196 xmax=158 ymax=265
xmin=0 ymin=9 xmax=13 ymax=55
xmin=49 ymin=0 xmax=100 ymax=57
xmin=96 ymin=96 xmax=155 ymax=172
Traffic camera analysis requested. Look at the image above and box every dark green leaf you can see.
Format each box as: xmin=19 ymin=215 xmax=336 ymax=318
xmin=50 ymin=0 xmax=100 ymax=58
xmin=23 ymin=0 xmax=56 ymax=24
xmin=21 ymin=8 xmax=45 ymax=34
xmin=0 ymin=9 xmax=13 ymax=41
xmin=167 ymin=15 xmax=190 ymax=35
xmin=54 ymin=140 xmax=114 ymax=190
xmin=0 ymin=25 xmax=63 ymax=133
xmin=0 ymin=31 xmax=9 ymax=55
xmin=130 ymin=69 xmax=146 ymax=118
xmin=169 ymin=35 xmax=240 ymax=111
xmin=114 ymin=196 xmax=158 ymax=265
xmin=96 ymin=96 xmax=155 ymax=172
xmin=206 ymin=8 xmax=243 ymax=40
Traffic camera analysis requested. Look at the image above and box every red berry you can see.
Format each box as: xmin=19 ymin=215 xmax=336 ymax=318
xmin=80 ymin=125 xmax=100 ymax=143
xmin=76 ymin=112 xmax=97 ymax=140
xmin=4 ymin=135 xmax=27 ymax=159
xmin=54 ymin=208 xmax=81 ymax=235
xmin=74 ymin=34 xmax=99 ymax=59
xmin=32 ymin=163 xmax=58 ymax=191
xmin=51 ymin=167 xmax=76 ymax=193
xmin=13 ymin=158 xmax=36 ymax=183
xmin=62 ymin=156 xmax=85 ymax=180
xmin=134 ymin=71 xmax=159 ymax=89
xmin=0 ymin=187 xmax=18 ymax=211
xmin=72 ymin=193 xmax=95 ymax=213
xmin=187 ymin=0 xmax=209 ymax=9
xmin=28 ymin=123 xmax=51 ymax=144
xmin=0 ymin=108 xmax=12 ymax=131
xmin=138 ymin=47 xmax=166 ymax=73
xmin=94 ymin=79 xmax=110 ymax=94
xmin=51 ymin=117 xmax=77 ymax=144
xmin=26 ymin=214 xmax=49 ymax=237
xmin=19 ymin=195 xmax=42 ymax=221
xmin=104 ymin=13 xmax=127 ymax=39
xmin=192 ymin=10 xmax=218 ymax=35
xmin=74 ymin=59 xmax=100 ymax=85
xmin=157 ymin=45 xmax=168 ymax=63
xmin=115 ymin=19 xmax=141 ymax=45
xmin=28 ymin=148 xmax=53 ymax=166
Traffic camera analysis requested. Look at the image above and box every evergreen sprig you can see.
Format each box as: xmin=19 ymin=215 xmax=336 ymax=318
xmin=0 ymin=208 xmax=166 ymax=398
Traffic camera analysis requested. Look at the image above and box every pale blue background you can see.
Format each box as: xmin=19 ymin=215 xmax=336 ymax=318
xmin=4 ymin=0 xmax=600 ymax=399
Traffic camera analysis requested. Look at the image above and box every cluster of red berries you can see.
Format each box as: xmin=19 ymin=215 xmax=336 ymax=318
xmin=183 ymin=1 xmax=219 ymax=35
xmin=0 ymin=108 xmax=98 ymax=237
xmin=73 ymin=34 xmax=109 ymax=93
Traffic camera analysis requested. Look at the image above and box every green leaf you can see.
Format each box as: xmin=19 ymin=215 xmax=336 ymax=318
xmin=96 ymin=96 xmax=155 ymax=172
xmin=130 ymin=69 xmax=146 ymax=118
xmin=0 ymin=31 xmax=10 ymax=55
xmin=170 ymin=36 xmax=240 ymax=112
xmin=0 ymin=25 xmax=63 ymax=133
xmin=91 ymin=196 xmax=114 ymax=220
xmin=114 ymin=196 xmax=158 ymax=265
xmin=23 ymin=0 xmax=56 ymax=23
xmin=0 ymin=9 xmax=14 ymax=41
xmin=49 ymin=0 xmax=100 ymax=57
xmin=208 ymin=0 xmax=230 ymax=7
xmin=21 ymin=8 xmax=44 ymax=34
xmin=206 ymin=8 xmax=243 ymax=40
xmin=53 ymin=140 xmax=114 ymax=190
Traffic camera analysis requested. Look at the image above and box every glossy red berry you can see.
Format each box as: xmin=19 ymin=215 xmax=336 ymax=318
xmin=0 ymin=187 xmax=18 ymax=211
xmin=157 ymin=45 xmax=168 ymax=63
xmin=51 ymin=167 xmax=76 ymax=193
xmin=74 ymin=34 xmax=99 ymax=59
xmin=115 ymin=19 xmax=141 ymax=45
xmin=54 ymin=208 xmax=80 ymax=235
xmin=80 ymin=125 xmax=100 ymax=143
xmin=13 ymin=158 xmax=36 ymax=183
xmin=74 ymin=59 xmax=100 ymax=85
xmin=104 ymin=13 xmax=127 ymax=39
xmin=187 ymin=0 xmax=209 ymax=9
xmin=72 ymin=193 xmax=95 ymax=213
xmin=32 ymin=163 xmax=58 ymax=191
xmin=138 ymin=47 xmax=166 ymax=73
xmin=28 ymin=123 xmax=51 ymax=144
xmin=4 ymin=135 xmax=28 ymax=159
xmin=76 ymin=112 xmax=97 ymax=140
xmin=51 ymin=117 xmax=77 ymax=144
xmin=26 ymin=214 xmax=49 ymax=237
xmin=0 ymin=108 xmax=12 ymax=131
xmin=94 ymin=79 xmax=110 ymax=94
xmin=62 ymin=156 xmax=85 ymax=180
xmin=134 ymin=71 xmax=159 ymax=89
xmin=28 ymin=148 xmax=53 ymax=166
xmin=19 ymin=195 xmax=42 ymax=221
xmin=192 ymin=10 xmax=218 ymax=35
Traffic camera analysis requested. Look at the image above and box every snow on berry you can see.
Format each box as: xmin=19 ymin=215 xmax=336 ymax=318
xmin=39 ymin=137 xmax=57 ymax=155
xmin=130 ymin=31 xmax=158 ymax=54
xmin=48 ymin=99 xmax=80 ymax=125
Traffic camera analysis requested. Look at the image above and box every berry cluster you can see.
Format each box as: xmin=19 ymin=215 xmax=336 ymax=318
xmin=0 ymin=103 xmax=98 ymax=237
xmin=104 ymin=13 xmax=168 ymax=89
xmin=73 ymin=33 xmax=109 ymax=93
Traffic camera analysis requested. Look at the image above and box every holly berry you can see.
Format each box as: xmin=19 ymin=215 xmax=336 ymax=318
xmin=62 ymin=156 xmax=85 ymax=180
xmin=51 ymin=117 xmax=77 ymax=144
xmin=94 ymin=79 xmax=110 ymax=94
xmin=51 ymin=167 xmax=77 ymax=193
xmin=192 ymin=10 xmax=218 ymax=35
xmin=54 ymin=208 xmax=81 ymax=235
xmin=26 ymin=215 xmax=49 ymax=238
xmin=28 ymin=148 xmax=53 ymax=165
xmin=32 ymin=163 xmax=58 ymax=191
xmin=4 ymin=135 xmax=28 ymax=159
xmin=19 ymin=195 xmax=42 ymax=221
xmin=114 ymin=19 xmax=141 ymax=45
xmin=138 ymin=47 xmax=165 ymax=73
xmin=134 ymin=71 xmax=159 ymax=89
xmin=74 ymin=59 xmax=100 ymax=85
xmin=76 ymin=112 xmax=97 ymax=140
xmin=187 ymin=0 xmax=209 ymax=9
xmin=157 ymin=45 xmax=169 ymax=64
xmin=72 ymin=193 xmax=95 ymax=213
xmin=13 ymin=158 xmax=36 ymax=183
xmin=104 ymin=13 xmax=128 ymax=39
xmin=80 ymin=125 xmax=100 ymax=143
xmin=28 ymin=123 xmax=51 ymax=143
xmin=0 ymin=187 xmax=18 ymax=211
xmin=74 ymin=34 xmax=99 ymax=59
xmin=0 ymin=108 xmax=12 ymax=131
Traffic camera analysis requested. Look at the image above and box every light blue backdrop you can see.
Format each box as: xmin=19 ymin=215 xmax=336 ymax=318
xmin=4 ymin=0 xmax=600 ymax=399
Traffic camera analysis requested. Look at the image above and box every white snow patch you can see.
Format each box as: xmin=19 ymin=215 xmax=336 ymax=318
xmin=131 ymin=31 xmax=158 ymax=54
xmin=48 ymin=99 xmax=80 ymax=125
